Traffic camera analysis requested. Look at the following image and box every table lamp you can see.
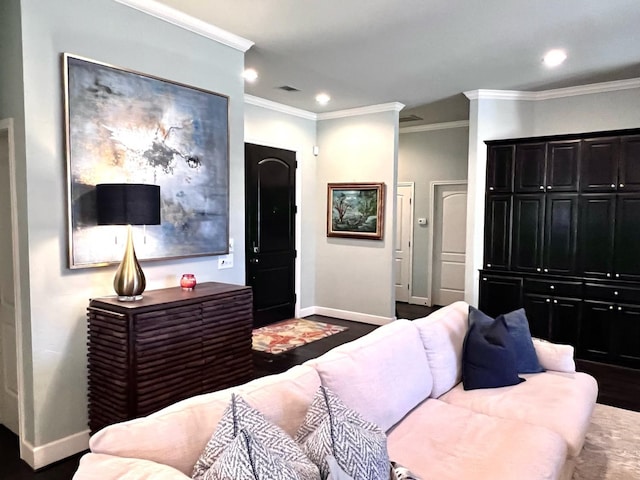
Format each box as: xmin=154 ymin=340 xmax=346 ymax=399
xmin=96 ymin=183 xmax=161 ymax=301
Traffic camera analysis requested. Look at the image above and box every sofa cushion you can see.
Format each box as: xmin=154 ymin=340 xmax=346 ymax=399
xmin=296 ymin=386 xmax=389 ymax=480
xmin=413 ymin=301 xmax=469 ymax=398
xmin=304 ymin=319 xmax=432 ymax=431
xmin=532 ymin=338 xmax=576 ymax=373
xmin=439 ymin=370 xmax=598 ymax=457
xmin=192 ymin=394 xmax=319 ymax=480
xmin=463 ymin=309 xmax=524 ymax=390
xmin=89 ymin=365 xmax=320 ymax=476
xmin=386 ymin=398 xmax=567 ymax=480
xmin=473 ymin=307 xmax=544 ymax=374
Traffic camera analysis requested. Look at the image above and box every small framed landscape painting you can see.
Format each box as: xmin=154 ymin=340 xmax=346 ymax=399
xmin=327 ymin=183 xmax=385 ymax=240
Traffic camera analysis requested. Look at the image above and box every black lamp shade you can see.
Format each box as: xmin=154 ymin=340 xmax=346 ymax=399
xmin=96 ymin=184 xmax=161 ymax=226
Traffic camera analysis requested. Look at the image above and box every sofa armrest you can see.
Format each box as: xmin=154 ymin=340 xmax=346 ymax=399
xmin=73 ymin=453 xmax=191 ymax=480
xmin=532 ymin=338 xmax=576 ymax=373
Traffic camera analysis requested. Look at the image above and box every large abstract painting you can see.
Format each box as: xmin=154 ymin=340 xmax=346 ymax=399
xmin=64 ymin=54 xmax=229 ymax=268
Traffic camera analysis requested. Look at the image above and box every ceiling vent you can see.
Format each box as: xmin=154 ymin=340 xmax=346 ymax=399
xmin=399 ymin=114 xmax=423 ymax=123
xmin=277 ymin=85 xmax=301 ymax=92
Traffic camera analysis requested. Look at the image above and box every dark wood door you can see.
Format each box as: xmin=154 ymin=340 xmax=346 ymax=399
xmin=616 ymin=304 xmax=640 ymax=368
xmin=483 ymin=194 xmax=512 ymax=270
xmin=614 ymin=193 xmax=640 ymax=281
xmin=478 ymin=274 xmax=523 ymax=317
xmin=523 ymin=293 xmax=551 ymax=339
xmin=245 ymin=143 xmax=296 ymax=328
xmin=546 ymin=140 xmax=580 ymax=192
xmin=619 ymin=135 xmax=640 ymax=192
xmin=581 ymin=300 xmax=614 ymax=362
xmin=486 ymin=145 xmax=515 ymax=193
xmin=515 ymin=143 xmax=546 ymax=193
xmin=580 ymin=137 xmax=619 ymax=192
xmin=549 ymin=297 xmax=580 ymax=345
xmin=578 ymin=194 xmax=615 ymax=278
xmin=543 ymin=193 xmax=578 ymax=275
xmin=512 ymin=194 xmax=545 ymax=272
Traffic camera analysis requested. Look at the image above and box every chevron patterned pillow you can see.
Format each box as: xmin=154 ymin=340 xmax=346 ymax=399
xmin=296 ymin=386 xmax=389 ymax=480
xmin=192 ymin=394 xmax=320 ymax=480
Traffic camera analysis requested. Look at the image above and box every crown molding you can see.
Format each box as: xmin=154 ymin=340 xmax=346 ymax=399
xmin=400 ymin=120 xmax=469 ymax=134
xmin=317 ymin=102 xmax=405 ymax=120
xmin=244 ymin=95 xmax=317 ymax=120
xmin=465 ymin=77 xmax=640 ymax=102
xmin=114 ymin=0 xmax=254 ymax=52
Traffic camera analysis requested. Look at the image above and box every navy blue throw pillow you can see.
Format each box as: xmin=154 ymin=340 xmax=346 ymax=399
xmin=500 ymin=308 xmax=544 ymax=373
xmin=463 ymin=307 xmax=525 ymax=390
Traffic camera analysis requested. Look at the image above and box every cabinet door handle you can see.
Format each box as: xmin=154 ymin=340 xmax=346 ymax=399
xmin=539 ymin=185 xmax=545 ymax=190
xmin=620 ymin=183 xmax=625 ymax=188
xmin=611 ymin=184 xmax=616 ymax=188
xmin=487 ymin=263 xmax=492 ymax=267
xmin=537 ymin=268 xmax=542 ymax=272
xmin=553 ymin=299 xmax=558 ymax=304
xmin=546 ymin=298 xmax=551 ymax=303
xmin=547 ymin=186 xmax=553 ymax=190
xmin=489 ymin=186 xmax=494 ymax=191
xmin=615 ymin=273 xmax=620 ymax=278
xmin=618 ymin=306 xmax=623 ymax=311
xmin=614 ymin=291 xmax=619 ymax=296
xmin=483 ymin=277 xmax=487 ymax=281
xmin=550 ymin=285 xmax=555 ymax=290
xmin=606 ymin=273 xmax=611 ymax=278
xmin=609 ymin=305 xmax=614 ymax=310
xmin=544 ymin=268 xmax=549 ymax=273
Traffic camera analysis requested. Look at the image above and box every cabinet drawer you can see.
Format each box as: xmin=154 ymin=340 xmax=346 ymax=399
xmin=584 ymin=283 xmax=640 ymax=303
xmin=525 ymin=278 xmax=582 ymax=297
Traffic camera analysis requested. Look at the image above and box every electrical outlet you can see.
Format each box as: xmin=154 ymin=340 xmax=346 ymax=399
xmin=218 ymin=254 xmax=234 ymax=269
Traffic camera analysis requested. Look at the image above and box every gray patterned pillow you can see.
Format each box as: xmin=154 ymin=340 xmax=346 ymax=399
xmin=202 ymin=428 xmax=306 ymax=480
xmin=295 ymin=386 xmax=389 ymax=480
xmin=192 ymin=394 xmax=320 ymax=480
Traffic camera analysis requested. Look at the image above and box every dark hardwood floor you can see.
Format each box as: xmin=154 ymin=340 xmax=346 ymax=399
xmin=3 ymin=302 xmax=637 ymax=479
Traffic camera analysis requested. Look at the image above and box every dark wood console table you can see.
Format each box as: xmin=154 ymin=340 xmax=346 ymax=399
xmin=87 ymin=282 xmax=253 ymax=433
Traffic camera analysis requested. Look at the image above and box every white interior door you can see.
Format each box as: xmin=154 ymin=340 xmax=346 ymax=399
xmin=0 ymin=127 xmax=19 ymax=434
xmin=431 ymin=182 xmax=467 ymax=306
xmin=395 ymin=183 xmax=414 ymax=303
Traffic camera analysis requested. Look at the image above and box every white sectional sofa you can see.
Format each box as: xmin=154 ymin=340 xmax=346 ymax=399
xmin=73 ymin=301 xmax=598 ymax=480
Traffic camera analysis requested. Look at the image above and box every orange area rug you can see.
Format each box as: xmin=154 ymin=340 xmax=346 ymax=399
xmin=252 ymin=318 xmax=348 ymax=354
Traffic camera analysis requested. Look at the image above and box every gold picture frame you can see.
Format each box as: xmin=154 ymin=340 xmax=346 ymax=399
xmin=327 ymin=183 xmax=385 ymax=240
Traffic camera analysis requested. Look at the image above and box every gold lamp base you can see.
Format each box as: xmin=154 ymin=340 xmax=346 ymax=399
xmin=114 ymin=225 xmax=146 ymax=302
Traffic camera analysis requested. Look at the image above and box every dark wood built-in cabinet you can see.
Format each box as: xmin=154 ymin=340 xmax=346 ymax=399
xmin=87 ymin=282 xmax=253 ymax=433
xmin=480 ymin=128 xmax=640 ymax=370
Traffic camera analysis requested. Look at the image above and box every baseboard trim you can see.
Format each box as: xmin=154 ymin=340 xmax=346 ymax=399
xmin=311 ymin=307 xmax=392 ymax=326
xmin=21 ymin=429 xmax=89 ymax=470
xmin=298 ymin=306 xmax=316 ymax=318
xmin=409 ymin=296 xmax=430 ymax=306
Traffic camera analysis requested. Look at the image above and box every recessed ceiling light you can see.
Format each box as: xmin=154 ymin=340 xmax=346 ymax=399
xmin=543 ymin=49 xmax=567 ymax=67
xmin=316 ymin=93 xmax=331 ymax=105
xmin=243 ymin=68 xmax=258 ymax=82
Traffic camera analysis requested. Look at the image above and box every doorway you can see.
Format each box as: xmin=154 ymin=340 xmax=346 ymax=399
xmin=245 ymin=143 xmax=297 ymax=328
xmin=428 ymin=181 xmax=467 ymax=306
xmin=0 ymin=120 xmax=19 ymax=436
xmin=395 ymin=183 xmax=414 ymax=303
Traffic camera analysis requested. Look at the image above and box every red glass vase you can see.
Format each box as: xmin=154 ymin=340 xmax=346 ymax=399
xmin=180 ymin=273 xmax=197 ymax=291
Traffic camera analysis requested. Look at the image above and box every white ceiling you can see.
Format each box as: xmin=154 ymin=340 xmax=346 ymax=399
xmin=156 ymin=0 xmax=640 ymax=115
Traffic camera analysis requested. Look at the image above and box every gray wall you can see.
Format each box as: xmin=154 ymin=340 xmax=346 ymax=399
xmin=12 ymin=0 xmax=246 ymax=454
xmin=315 ymin=109 xmax=400 ymax=321
xmin=398 ymin=126 xmax=469 ymax=300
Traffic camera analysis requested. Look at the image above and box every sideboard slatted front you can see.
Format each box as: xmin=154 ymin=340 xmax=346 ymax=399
xmin=87 ymin=282 xmax=253 ymax=433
